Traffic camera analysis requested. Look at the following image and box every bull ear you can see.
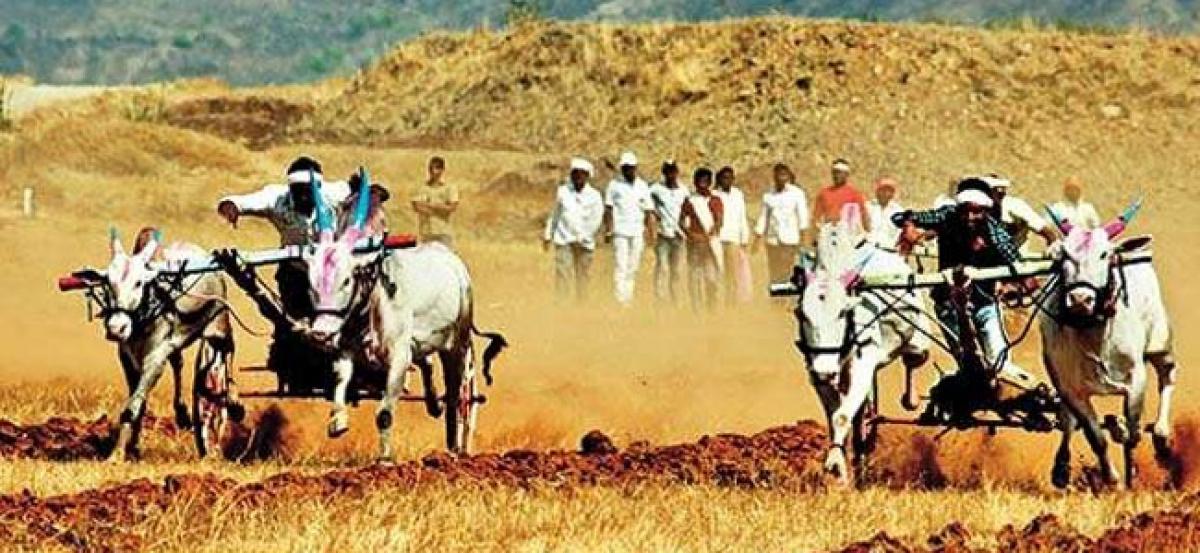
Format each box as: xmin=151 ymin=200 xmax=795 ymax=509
xmin=1116 ymin=235 xmax=1152 ymax=254
xmin=109 ymin=227 xmax=125 ymax=257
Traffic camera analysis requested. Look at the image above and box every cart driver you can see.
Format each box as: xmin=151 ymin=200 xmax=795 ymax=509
xmin=892 ymin=177 xmax=1042 ymax=392
xmin=216 ymin=156 xmax=351 ymax=375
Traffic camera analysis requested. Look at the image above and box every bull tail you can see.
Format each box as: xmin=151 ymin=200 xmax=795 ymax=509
xmin=471 ymin=324 xmax=508 ymax=386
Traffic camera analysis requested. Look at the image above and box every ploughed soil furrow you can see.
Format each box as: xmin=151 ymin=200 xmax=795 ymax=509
xmin=0 ymin=422 xmax=827 ymax=550
xmin=837 ymin=508 xmax=1200 ymax=552
xmin=0 ymin=415 xmax=178 ymax=461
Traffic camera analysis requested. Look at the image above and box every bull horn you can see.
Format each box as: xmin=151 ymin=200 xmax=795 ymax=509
xmin=109 ymin=226 xmax=125 ymax=257
xmin=139 ymin=229 xmax=162 ymax=262
xmin=351 ymin=166 xmax=372 ymax=231
xmin=839 ymin=203 xmax=863 ymax=232
xmin=1043 ymin=205 xmax=1073 ymax=236
xmin=839 ymin=249 xmax=874 ymax=289
xmin=1104 ymin=196 xmax=1143 ymax=239
xmin=311 ymin=169 xmax=334 ymax=242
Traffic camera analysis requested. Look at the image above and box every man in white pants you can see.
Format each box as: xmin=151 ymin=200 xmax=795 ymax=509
xmin=604 ymin=151 xmax=654 ymax=306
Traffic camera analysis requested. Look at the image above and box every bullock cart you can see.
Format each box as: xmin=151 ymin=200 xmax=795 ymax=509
xmin=770 ymin=250 xmax=1155 ymax=445
xmin=58 ymin=234 xmax=489 ymax=455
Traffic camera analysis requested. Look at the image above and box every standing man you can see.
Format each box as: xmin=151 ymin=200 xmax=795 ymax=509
xmin=604 ymin=151 xmax=654 ymax=306
xmin=866 ymin=176 xmax=905 ymax=247
xmin=714 ymin=166 xmax=751 ymax=304
xmin=679 ymin=167 xmax=723 ymax=312
xmin=648 ymin=160 xmax=689 ymax=304
xmin=1050 ymin=176 xmax=1101 ymax=229
xmin=985 ymin=174 xmax=1056 ymax=255
xmin=812 ymin=158 xmax=871 ymax=237
xmin=752 ymin=163 xmax=808 ymax=284
xmin=412 ymin=156 xmax=460 ymax=247
xmin=544 ymin=158 xmax=604 ymax=300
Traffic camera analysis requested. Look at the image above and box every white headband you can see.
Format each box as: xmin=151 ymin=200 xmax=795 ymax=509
xmin=956 ymin=189 xmax=994 ymax=208
xmin=287 ymin=171 xmax=322 ymax=185
xmin=832 ymin=161 xmax=851 ymax=172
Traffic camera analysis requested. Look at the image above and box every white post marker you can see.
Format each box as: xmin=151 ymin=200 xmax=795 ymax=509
xmin=22 ymin=187 xmax=33 ymax=218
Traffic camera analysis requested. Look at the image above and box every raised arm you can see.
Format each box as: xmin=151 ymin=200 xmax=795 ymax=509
xmin=216 ymin=184 xmax=288 ymax=227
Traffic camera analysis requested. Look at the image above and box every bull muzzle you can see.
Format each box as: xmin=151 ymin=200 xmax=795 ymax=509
xmin=1065 ymin=288 xmax=1097 ymax=316
xmin=104 ymin=312 xmax=132 ymax=342
xmin=307 ymin=314 xmax=345 ymax=351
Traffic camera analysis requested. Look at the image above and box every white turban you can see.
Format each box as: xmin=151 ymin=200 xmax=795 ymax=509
xmin=618 ymin=151 xmax=638 ymax=167
xmin=569 ymin=157 xmax=594 ymax=176
xmin=956 ymin=189 xmax=994 ymax=208
xmin=287 ymin=170 xmax=322 ymax=184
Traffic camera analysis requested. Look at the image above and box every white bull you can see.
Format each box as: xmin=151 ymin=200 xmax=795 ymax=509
xmin=303 ymin=179 xmax=506 ymax=460
xmin=1039 ymin=202 xmax=1177 ymax=488
xmin=795 ymin=223 xmax=931 ymax=485
xmin=101 ymin=227 xmax=236 ymax=461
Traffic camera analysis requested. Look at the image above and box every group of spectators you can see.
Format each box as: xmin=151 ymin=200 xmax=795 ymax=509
xmin=543 ymin=152 xmax=1103 ymax=310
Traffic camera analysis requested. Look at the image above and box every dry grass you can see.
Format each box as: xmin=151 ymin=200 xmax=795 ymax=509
xmin=1 ymin=16 xmax=1200 ymax=552
xmin=108 ymin=483 xmax=1182 ymax=551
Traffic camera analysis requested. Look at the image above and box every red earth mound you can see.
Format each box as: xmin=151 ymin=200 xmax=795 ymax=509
xmin=0 ymin=422 xmax=826 ymax=550
xmin=835 ymin=509 xmax=1200 ymax=552
xmin=0 ymin=415 xmax=176 ymax=461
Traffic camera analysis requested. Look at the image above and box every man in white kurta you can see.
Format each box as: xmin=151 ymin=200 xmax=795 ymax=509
xmin=866 ymin=177 xmax=905 ymax=248
xmin=604 ymin=151 xmax=654 ymax=306
xmin=714 ymin=166 xmax=751 ymax=304
xmin=752 ymin=163 xmax=808 ymax=284
xmin=544 ymin=158 xmax=605 ymax=300
xmin=1050 ymin=176 xmax=1101 ymax=229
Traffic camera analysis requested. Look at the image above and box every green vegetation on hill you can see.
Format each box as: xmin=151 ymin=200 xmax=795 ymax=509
xmin=2 ymin=0 xmax=1199 ymax=85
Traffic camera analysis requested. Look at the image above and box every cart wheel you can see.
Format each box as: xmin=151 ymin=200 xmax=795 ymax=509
xmin=444 ymin=355 xmax=481 ymax=456
xmin=193 ymin=345 xmax=231 ymax=459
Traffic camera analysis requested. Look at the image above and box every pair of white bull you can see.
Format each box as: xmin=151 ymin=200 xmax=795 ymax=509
xmin=796 ymin=203 xmax=1176 ymax=488
xmin=99 ymin=177 xmax=504 ymax=462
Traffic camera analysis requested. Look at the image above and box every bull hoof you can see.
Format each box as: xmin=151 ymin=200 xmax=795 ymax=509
xmin=823 ymin=448 xmax=850 ymax=487
xmin=424 ymin=397 xmax=443 ymax=418
xmin=227 ymin=401 xmax=246 ymax=424
xmin=375 ymin=455 xmax=395 ymax=466
xmin=1103 ymin=415 xmax=1129 ymax=444
xmin=1051 ymin=462 xmax=1071 ymax=489
xmin=1153 ymin=434 xmax=1173 ymax=463
xmin=173 ymin=404 xmax=192 ymax=430
xmin=106 ymin=449 xmax=127 ymax=464
xmin=327 ymin=410 xmax=350 ymax=439
xmin=901 ymin=393 xmax=919 ymax=412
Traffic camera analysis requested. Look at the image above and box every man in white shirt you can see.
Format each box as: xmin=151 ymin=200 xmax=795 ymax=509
xmin=544 ymin=157 xmax=604 ymax=300
xmin=866 ymin=177 xmax=905 ymax=247
xmin=648 ymin=160 xmax=690 ymax=304
xmin=714 ymin=166 xmax=751 ymax=304
xmin=217 ymin=156 xmax=351 ymax=322
xmin=986 ymin=174 xmax=1057 ymax=256
xmin=1050 ymin=176 xmax=1101 ymax=229
xmin=604 ymin=151 xmax=655 ymax=306
xmin=217 ymin=156 xmax=352 ymax=386
xmin=752 ymin=163 xmax=808 ymax=284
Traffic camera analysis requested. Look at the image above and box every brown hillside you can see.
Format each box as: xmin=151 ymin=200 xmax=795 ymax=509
xmin=302 ymin=19 xmax=1200 ymax=201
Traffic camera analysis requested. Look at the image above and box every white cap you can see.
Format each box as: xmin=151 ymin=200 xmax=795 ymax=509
xmin=619 ymin=151 xmax=638 ymax=167
xmin=955 ymin=189 xmax=994 ymax=208
xmin=287 ymin=170 xmax=322 ymax=184
xmin=983 ymin=174 xmax=1012 ymax=189
xmin=569 ymin=157 xmax=594 ymax=176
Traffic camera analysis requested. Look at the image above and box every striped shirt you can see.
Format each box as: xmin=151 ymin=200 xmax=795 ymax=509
xmin=893 ymin=205 xmax=1021 ymax=303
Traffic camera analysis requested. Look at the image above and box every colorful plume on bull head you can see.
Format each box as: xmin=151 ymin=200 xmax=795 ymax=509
xmin=305 ymin=166 xmax=376 ymax=347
